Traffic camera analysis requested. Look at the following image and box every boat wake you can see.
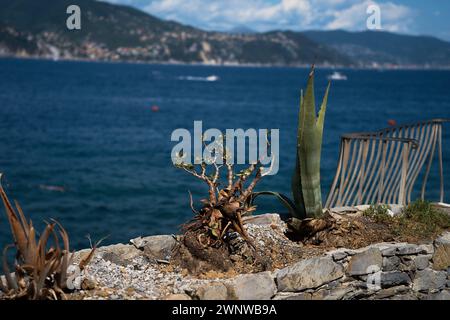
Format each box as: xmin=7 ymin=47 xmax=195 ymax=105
xmin=177 ymin=75 xmax=219 ymax=82
xmin=39 ymin=184 xmax=66 ymax=193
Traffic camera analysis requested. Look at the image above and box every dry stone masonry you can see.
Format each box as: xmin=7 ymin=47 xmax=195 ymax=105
xmin=68 ymin=214 xmax=450 ymax=300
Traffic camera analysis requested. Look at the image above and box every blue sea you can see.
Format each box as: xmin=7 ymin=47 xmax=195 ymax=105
xmin=0 ymin=58 xmax=449 ymax=250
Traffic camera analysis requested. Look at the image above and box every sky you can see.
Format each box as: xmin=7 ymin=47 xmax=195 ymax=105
xmin=103 ymin=0 xmax=450 ymax=41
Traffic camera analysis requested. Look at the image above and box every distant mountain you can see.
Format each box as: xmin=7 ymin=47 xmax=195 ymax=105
xmin=0 ymin=0 xmax=449 ymax=68
xmin=0 ymin=0 xmax=349 ymax=65
xmin=303 ymin=30 xmax=450 ymax=68
xmin=227 ymin=25 xmax=257 ymax=34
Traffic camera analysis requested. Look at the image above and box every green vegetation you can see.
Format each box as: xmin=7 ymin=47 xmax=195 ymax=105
xmin=292 ymin=67 xmax=330 ymax=219
xmin=399 ymin=200 xmax=450 ymax=237
xmin=362 ymin=204 xmax=392 ymax=223
xmin=251 ymin=66 xmax=330 ymax=223
xmin=363 ymin=200 xmax=450 ymax=239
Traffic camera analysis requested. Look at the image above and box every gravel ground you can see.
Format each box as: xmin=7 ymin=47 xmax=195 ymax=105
xmin=69 ymin=216 xmax=300 ymax=300
xmin=70 ymin=255 xmax=214 ymax=300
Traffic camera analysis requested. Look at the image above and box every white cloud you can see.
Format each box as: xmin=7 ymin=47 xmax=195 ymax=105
xmin=144 ymin=0 xmax=315 ymax=30
xmin=325 ymin=1 xmax=413 ymax=32
xmin=103 ymin=0 xmax=414 ymax=33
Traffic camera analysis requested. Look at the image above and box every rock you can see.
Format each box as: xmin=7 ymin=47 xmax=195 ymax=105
xmin=419 ymin=244 xmax=434 ymax=255
xmin=277 ymin=256 xmax=344 ymax=292
xmin=81 ymin=277 xmax=97 ymax=290
xmin=164 ymin=294 xmax=192 ymax=300
xmin=382 ymin=256 xmax=400 ymax=271
xmin=312 ymin=286 xmax=354 ymax=300
xmin=72 ymin=275 xmax=82 ymax=290
xmin=432 ymin=232 xmax=450 ymax=270
xmin=396 ymin=243 xmax=423 ymax=256
xmin=389 ymin=204 xmax=404 ymax=216
xmin=413 ymin=255 xmax=431 ymax=270
xmin=331 ymin=206 xmax=358 ymax=214
xmin=243 ymin=214 xmax=284 ymax=228
xmin=196 ymin=283 xmax=229 ymax=300
xmin=130 ymin=235 xmax=176 ymax=261
xmin=328 ymin=249 xmax=349 ymax=261
xmin=413 ymin=269 xmax=447 ymax=292
xmin=342 ymin=289 xmax=372 ymax=300
xmin=229 ymin=272 xmax=276 ymax=300
xmin=96 ymin=244 xmax=142 ymax=266
xmin=369 ymin=243 xmax=399 ymax=252
xmin=389 ymin=293 xmax=418 ymax=300
xmin=272 ymin=292 xmax=312 ymax=300
xmin=399 ymin=256 xmax=416 ymax=271
xmin=382 ymin=244 xmax=423 ymax=256
xmin=71 ymin=248 xmax=94 ymax=264
xmin=423 ymin=290 xmax=450 ymax=300
xmin=372 ymin=285 xmax=409 ymax=299
xmin=347 ymin=248 xmax=382 ymax=276
xmin=380 ymin=272 xmax=411 ymax=288
xmin=355 ymin=205 xmax=371 ymax=212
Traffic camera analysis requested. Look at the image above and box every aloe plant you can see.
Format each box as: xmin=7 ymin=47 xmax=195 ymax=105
xmin=249 ymin=66 xmax=330 ymax=221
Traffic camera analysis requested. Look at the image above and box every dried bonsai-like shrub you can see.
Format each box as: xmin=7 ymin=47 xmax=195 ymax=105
xmin=173 ymin=148 xmax=271 ymax=273
xmin=0 ymin=175 xmax=95 ymax=300
xmin=178 ymin=159 xmax=265 ymax=247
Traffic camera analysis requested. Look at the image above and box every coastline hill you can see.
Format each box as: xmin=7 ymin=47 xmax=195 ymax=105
xmin=1 ymin=0 xmax=449 ymax=68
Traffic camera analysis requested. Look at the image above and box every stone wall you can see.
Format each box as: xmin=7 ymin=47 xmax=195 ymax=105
xmin=69 ymin=214 xmax=450 ymax=300
xmin=191 ymin=232 xmax=450 ymax=300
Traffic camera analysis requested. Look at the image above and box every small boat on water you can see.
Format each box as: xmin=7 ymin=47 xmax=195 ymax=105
xmin=206 ymin=75 xmax=219 ymax=81
xmin=327 ymin=71 xmax=347 ymax=81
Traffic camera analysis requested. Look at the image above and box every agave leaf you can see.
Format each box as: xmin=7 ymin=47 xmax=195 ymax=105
xmin=24 ymin=223 xmax=37 ymax=266
xmin=0 ymin=263 xmax=6 ymax=291
xmin=35 ymin=257 xmax=59 ymax=300
xmin=294 ymin=67 xmax=330 ymax=218
xmin=291 ymin=153 xmax=305 ymax=219
xmin=14 ymin=200 xmax=30 ymax=235
xmin=0 ymin=179 xmax=28 ymax=255
xmin=248 ymin=191 xmax=302 ymax=218
xmin=2 ymin=245 xmax=18 ymax=291
xmin=52 ymin=219 xmax=70 ymax=287
xmin=36 ymin=223 xmax=55 ymax=272
xmin=316 ymin=82 xmax=330 ymax=132
xmin=0 ymin=273 xmax=6 ymax=292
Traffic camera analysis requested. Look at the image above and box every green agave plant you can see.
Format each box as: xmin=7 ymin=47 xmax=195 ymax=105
xmin=249 ymin=66 xmax=330 ymax=222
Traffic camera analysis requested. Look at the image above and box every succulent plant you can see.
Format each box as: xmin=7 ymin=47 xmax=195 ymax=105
xmin=250 ymin=66 xmax=330 ymax=222
xmin=293 ymin=66 xmax=330 ymax=218
xmin=0 ymin=174 xmax=96 ymax=300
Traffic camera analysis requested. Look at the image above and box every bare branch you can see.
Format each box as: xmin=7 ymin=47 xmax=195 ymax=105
xmin=212 ymin=162 xmax=222 ymax=184
xmin=230 ymin=162 xmax=258 ymax=198
xmin=181 ymin=166 xmax=203 ymax=180
xmin=188 ymin=190 xmax=199 ymax=214
xmin=240 ymin=166 xmax=263 ymax=201
xmin=200 ymin=162 xmax=207 ymax=178
xmin=226 ymin=163 xmax=233 ymax=189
